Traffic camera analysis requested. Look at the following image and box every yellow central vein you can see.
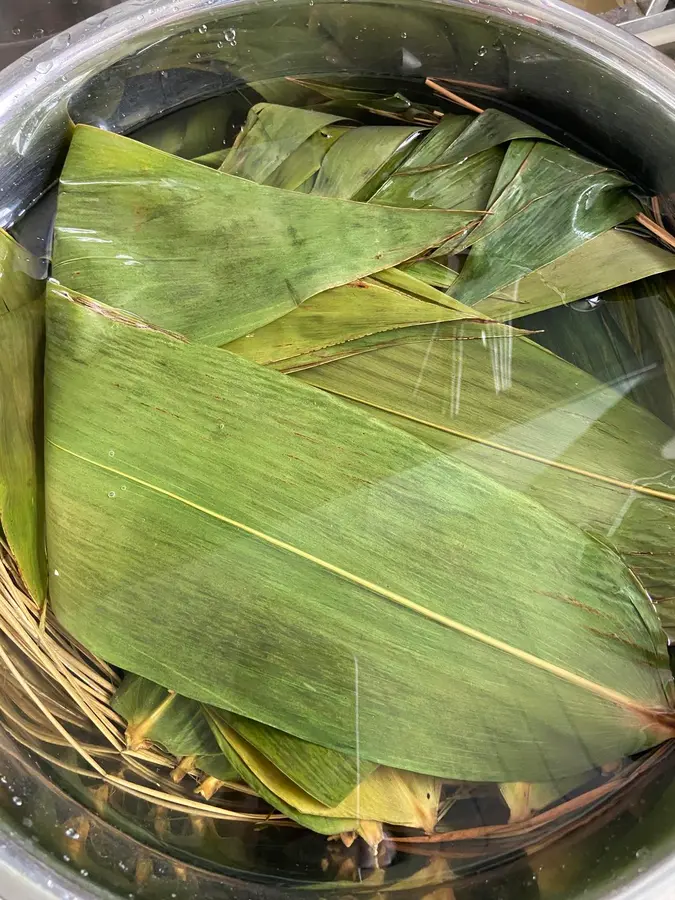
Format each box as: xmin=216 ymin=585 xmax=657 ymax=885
xmin=49 ymin=439 xmax=646 ymax=715
xmin=312 ymin=388 xmax=675 ymax=504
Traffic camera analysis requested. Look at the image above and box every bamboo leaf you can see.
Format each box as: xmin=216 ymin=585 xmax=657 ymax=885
xmin=369 ymin=108 xmax=549 ymax=212
xmin=207 ymin=710 xmax=440 ymax=832
xmin=450 ymin=143 xmax=640 ymax=304
xmin=52 ymin=126 xmax=473 ymax=346
xmin=311 ymin=125 xmax=422 ymax=200
xmin=112 ymin=673 xmax=219 ymax=757
xmin=223 ymin=708 xmax=377 ymax=806
xmin=472 ymin=230 xmax=675 ymax=322
xmin=0 ymin=230 xmax=46 ymax=602
xmin=274 ymin=321 xmax=527 ymax=373
xmin=296 ymin=334 xmax=675 ymax=635
xmin=45 ymin=284 xmax=674 ymax=783
xmin=222 ymin=278 xmax=483 ymax=366
xmin=131 ymin=96 xmax=234 ymax=161
xmin=205 ymin=709 xmax=367 ymax=839
xmin=264 ymin=124 xmax=352 ymax=191
xmin=219 ymin=103 xmax=350 ymax=183
xmin=500 ymin=773 xmax=588 ymax=823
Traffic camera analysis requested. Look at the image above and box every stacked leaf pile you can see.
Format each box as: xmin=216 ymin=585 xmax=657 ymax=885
xmin=3 ymin=78 xmax=675 ymax=859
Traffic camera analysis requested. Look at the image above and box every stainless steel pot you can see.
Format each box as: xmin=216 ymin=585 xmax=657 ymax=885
xmin=2 ymin=1 xmax=675 ymax=897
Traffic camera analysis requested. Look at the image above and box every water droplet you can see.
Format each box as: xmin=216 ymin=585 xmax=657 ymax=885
xmin=224 ymin=27 xmax=237 ymax=43
xmin=80 ymin=869 xmax=89 ymax=877
xmin=400 ymin=31 xmax=407 ymax=38
xmin=485 ymin=16 xmax=492 ymax=23
xmin=108 ymin=449 xmax=115 ymax=458
xmin=11 ymin=797 xmax=22 ymax=807
xmin=63 ymin=854 xmax=71 ymax=863
xmin=198 ymin=23 xmax=208 ymax=33
xmin=61 ymin=75 xmax=68 ymax=82
xmin=71 ymin=0 xmax=78 ymax=5
xmin=121 ymin=485 xmax=127 ymax=491
xmin=218 ymin=423 xmax=225 ymax=431
xmin=33 ymin=28 xmax=45 ymax=38
xmin=52 ymin=31 xmax=71 ymax=49
xmin=36 ymin=61 xmax=53 ymax=74
xmin=11 ymin=27 xmax=20 ymax=36
xmin=477 ymin=45 xmax=488 ymax=57
xmin=65 ymin=827 xmax=80 ymax=840
xmin=195 ymin=52 xmax=202 ymax=59
xmin=108 ymin=491 xmax=116 ymax=499
xmin=53 ymin=570 xmax=59 ymax=577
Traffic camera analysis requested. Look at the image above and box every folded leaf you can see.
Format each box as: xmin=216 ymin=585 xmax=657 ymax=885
xmin=451 ymin=143 xmax=640 ymax=303
xmin=297 ymin=335 xmax=675 ymax=634
xmin=205 ymin=709 xmax=367 ymax=839
xmin=219 ymin=103 xmax=349 ymax=183
xmin=222 ymin=277 xmax=482 ymax=366
xmin=370 ymin=108 xmax=549 ymax=212
xmin=223 ymin=709 xmax=377 ymax=806
xmin=112 ymin=673 xmax=219 ymax=757
xmin=500 ymin=773 xmax=588 ymax=823
xmin=311 ymin=125 xmax=422 ymax=200
xmin=0 ymin=230 xmax=46 ymax=601
xmin=473 ymin=230 xmax=675 ymax=322
xmin=264 ymin=124 xmax=352 ymax=191
xmin=52 ymin=126 xmax=473 ymax=345
xmin=45 ymin=284 xmax=674 ymax=783
xmin=207 ymin=710 xmax=440 ymax=831
xmin=275 ymin=320 xmax=526 ymax=373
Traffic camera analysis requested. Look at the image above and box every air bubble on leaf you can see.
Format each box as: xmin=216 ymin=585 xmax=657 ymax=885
xmin=65 ymin=827 xmax=80 ymax=840
xmin=11 ymin=28 xmax=20 ymax=36
xmin=477 ymin=45 xmax=488 ymax=57
xmin=198 ymin=24 xmax=208 ymax=33
xmin=570 ymin=295 xmax=603 ymax=312
xmin=108 ymin=449 xmax=115 ymax=457
xmin=33 ymin=28 xmax=45 ymax=38
xmin=36 ymin=61 xmax=53 ymax=74
xmin=108 ymin=491 xmax=116 ymax=499
xmin=224 ymin=27 xmax=237 ymax=43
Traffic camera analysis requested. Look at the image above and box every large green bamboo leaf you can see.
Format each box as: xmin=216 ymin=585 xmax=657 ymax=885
xmin=450 ymin=143 xmax=640 ymax=304
xmin=219 ymin=103 xmax=349 ymax=183
xmin=296 ymin=335 xmax=675 ymax=633
xmin=46 ymin=284 xmax=674 ymax=783
xmin=52 ymin=126 xmax=473 ymax=346
xmin=222 ymin=277 xmax=483 ymax=366
xmin=0 ymin=230 xmax=46 ymax=602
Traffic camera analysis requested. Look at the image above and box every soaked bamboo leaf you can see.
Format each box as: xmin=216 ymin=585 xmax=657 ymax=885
xmin=296 ymin=335 xmax=675 ymax=634
xmin=311 ymin=125 xmax=422 ymax=200
xmin=0 ymin=230 xmax=46 ymax=602
xmin=132 ymin=96 xmax=234 ymax=160
xmin=450 ymin=143 xmax=640 ymax=303
xmin=223 ymin=709 xmax=377 ymax=806
xmin=205 ymin=709 xmax=367 ymax=839
xmin=274 ymin=320 xmax=526 ymax=373
xmin=46 ymin=284 xmax=674 ymax=783
xmin=265 ymin=124 xmax=352 ymax=191
xmin=500 ymin=773 xmax=588 ymax=823
xmin=112 ymin=673 xmax=219 ymax=757
xmin=473 ymin=230 xmax=675 ymax=322
xmin=222 ymin=278 xmax=483 ymax=366
xmin=288 ymin=76 xmax=440 ymax=124
xmin=207 ymin=710 xmax=440 ymax=832
xmin=219 ymin=103 xmax=350 ymax=183
xmin=604 ymin=272 xmax=675 ymax=427
xmin=370 ymin=108 xmax=548 ymax=211
xmin=401 ymin=258 xmax=458 ymax=289
xmin=53 ymin=126 xmax=472 ymax=346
